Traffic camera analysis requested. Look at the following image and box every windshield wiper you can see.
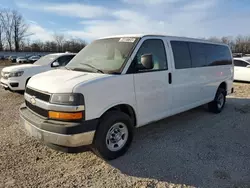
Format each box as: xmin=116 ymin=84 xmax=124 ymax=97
xmin=80 ymin=63 xmax=104 ymax=73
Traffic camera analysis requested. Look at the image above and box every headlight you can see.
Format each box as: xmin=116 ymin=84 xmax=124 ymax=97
xmin=50 ymin=93 xmax=84 ymax=105
xmin=9 ymin=71 xmax=24 ymax=77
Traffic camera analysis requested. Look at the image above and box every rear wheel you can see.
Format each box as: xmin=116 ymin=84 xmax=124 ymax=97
xmin=208 ymin=88 xmax=226 ymax=113
xmin=93 ymin=111 xmax=134 ymax=160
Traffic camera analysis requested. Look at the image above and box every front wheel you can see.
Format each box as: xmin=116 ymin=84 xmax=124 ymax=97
xmin=93 ymin=111 xmax=134 ymax=160
xmin=208 ymin=88 xmax=226 ymax=113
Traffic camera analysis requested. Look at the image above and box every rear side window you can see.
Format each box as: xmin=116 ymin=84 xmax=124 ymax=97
xmin=171 ymin=41 xmax=192 ymax=69
xmin=171 ymin=41 xmax=232 ymax=69
xmin=234 ymin=60 xmax=248 ymax=67
xmin=205 ymin=44 xmax=232 ymax=66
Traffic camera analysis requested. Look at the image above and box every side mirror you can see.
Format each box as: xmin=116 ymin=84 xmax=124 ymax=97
xmin=140 ymin=54 xmax=153 ymax=69
xmin=52 ymin=61 xmax=59 ymax=67
xmin=247 ymin=65 xmax=250 ymax=68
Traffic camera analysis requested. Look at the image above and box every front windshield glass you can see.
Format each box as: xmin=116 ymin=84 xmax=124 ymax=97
xmin=34 ymin=54 xmax=58 ymax=65
xmin=66 ymin=37 xmax=139 ymax=73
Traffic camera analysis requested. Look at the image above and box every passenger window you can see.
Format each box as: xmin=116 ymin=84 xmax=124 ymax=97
xmin=188 ymin=42 xmax=206 ymax=67
xmin=132 ymin=39 xmax=167 ymax=72
xmin=171 ymin=41 xmax=192 ymax=69
xmin=234 ymin=60 xmax=249 ymax=67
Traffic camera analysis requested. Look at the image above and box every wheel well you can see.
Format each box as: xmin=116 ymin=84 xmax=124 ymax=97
xmin=219 ymin=82 xmax=227 ymax=91
xmin=25 ymin=77 xmax=31 ymax=88
xmin=101 ymin=104 xmax=137 ymax=126
xmin=26 ymin=77 xmax=31 ymax=86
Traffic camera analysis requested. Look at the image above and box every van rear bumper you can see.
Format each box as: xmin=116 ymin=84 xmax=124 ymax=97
xmin=19 ymin=103 xmax=98 ymax=147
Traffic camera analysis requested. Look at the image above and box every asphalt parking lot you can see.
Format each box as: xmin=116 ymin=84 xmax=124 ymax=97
xmin=0 ymin=72 xmax=250 ymax=187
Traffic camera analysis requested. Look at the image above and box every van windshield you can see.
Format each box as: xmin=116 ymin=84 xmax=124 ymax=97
xmin=66 ymin=37 xmax=139 ymax=74
xmin=34 ymin=54 xmax=58 ymax=65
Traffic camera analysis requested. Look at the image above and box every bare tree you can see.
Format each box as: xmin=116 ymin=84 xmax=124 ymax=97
xmin=0 ymin=9 xmax=14 ymax=51
xmin=53 ymin=33 xmax=65 ymax=52
xmin=207 ymin=36 xmax=221 ymax=43
xmin=12 ymin=10 xmax=31 ymax=51
xmin=0 ymin=9 xmax=4 ymax=51
xmin=0 ymin=22 xmax=3 ymax=51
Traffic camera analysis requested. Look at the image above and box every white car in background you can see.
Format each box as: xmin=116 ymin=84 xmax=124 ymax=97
xmin=1 ymin=52 xmax=76 ymax=91
xmin=16 ymin=56 xmax=29 ymax=64
xmin=234 ymin=57 xmax=250 ymax=82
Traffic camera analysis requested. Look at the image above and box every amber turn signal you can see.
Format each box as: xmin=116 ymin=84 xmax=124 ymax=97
xmin=49 ymin=111 xmax=83 ymax=120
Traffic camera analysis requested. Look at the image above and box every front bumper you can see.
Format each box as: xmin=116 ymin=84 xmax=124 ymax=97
xmin=0 ymin=77 xmax=23 ymax=91
xmin=20 ymin=104 xmax=98 ymax=147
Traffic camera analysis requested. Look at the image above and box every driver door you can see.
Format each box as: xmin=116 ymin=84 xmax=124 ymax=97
xmin=130 ymin=38 xmax=172 ymax=126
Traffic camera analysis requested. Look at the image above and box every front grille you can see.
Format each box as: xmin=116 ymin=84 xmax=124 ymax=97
xmin=25 ymin=100 xmax=48 ymax=118
xmin=25 ymin=87 xmax=51 ymax=102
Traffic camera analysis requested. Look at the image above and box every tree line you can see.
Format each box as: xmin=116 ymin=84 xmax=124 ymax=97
xmin=0 ymin=9 xmax=87 ymax=53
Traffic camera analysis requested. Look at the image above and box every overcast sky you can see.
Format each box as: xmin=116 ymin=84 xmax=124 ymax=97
xmin=1 ymin=0 xmax=249 ymax=42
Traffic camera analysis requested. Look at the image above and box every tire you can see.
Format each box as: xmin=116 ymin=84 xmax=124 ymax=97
xmin=208 ymin=88 xmax=226 ymax=113
xmin=93 ymin=111 xmax=134 ymax=160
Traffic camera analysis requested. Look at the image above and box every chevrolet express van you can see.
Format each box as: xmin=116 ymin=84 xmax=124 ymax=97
xmin=20 ymin=34 xmax=234 ymax=160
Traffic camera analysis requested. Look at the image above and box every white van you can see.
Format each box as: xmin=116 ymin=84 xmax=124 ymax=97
xmin=20 ymin=34 xmax=234 ymax=160
xmin=1 ymin=53 xmax=76 ymax=91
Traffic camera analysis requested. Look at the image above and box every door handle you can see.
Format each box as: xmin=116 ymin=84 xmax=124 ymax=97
xmin=168 ymin=72 xmax=172 ymax=84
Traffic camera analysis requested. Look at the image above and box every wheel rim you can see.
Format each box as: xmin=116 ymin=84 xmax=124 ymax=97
xmin=217 ymin=93 xmax=224 ymax=109
xmin=106 ymin=122 xmax=129 ymax=152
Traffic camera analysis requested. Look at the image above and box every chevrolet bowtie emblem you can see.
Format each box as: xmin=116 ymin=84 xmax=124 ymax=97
xmin=30 ymin=96 xmax=36 ymax=105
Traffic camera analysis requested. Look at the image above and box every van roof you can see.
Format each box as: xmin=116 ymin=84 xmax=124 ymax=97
xmin=99 ymin=34 xmax=227 ymax=46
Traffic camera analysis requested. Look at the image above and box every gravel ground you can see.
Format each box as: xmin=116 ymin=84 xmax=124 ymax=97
xmin=0 ymin=60 xmax=13 ymax=66
xmin=0 ymin=76 xmax=250 ymax=187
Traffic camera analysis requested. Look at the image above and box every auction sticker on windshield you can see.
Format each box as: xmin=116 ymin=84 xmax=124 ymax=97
xmin=119 ymin=38 xmax=136 ymax=43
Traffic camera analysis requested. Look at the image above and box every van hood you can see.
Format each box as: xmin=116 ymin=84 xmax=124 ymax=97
xmin=2 ymin=64 xmax=42 ymax=72
xmin=27 ymin=69 xmax=111 ymax=93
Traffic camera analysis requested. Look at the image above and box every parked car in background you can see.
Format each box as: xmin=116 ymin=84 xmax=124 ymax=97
xmin=20 ymin=34 xmax=234 ymax=160
xmin=17 ymin=56 xmax=29 ymax=64
xmin=234 ymin=57 xmax=250 ymax=82
xmin=27 ymin=55 xmax=41 ymax=63
xmin=1 ymin=52 xmax=76 ymax=91
xmin=9 ymin=56 xmax=17 ymax=63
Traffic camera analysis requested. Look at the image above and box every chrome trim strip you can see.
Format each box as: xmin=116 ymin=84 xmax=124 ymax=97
xmin=24 ymin=93 xmax=85 ymax=112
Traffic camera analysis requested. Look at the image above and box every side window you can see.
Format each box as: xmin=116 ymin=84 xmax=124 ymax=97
xmin=133 ymin=39 xmax=167 ymax=72
xmin=188 ymin=42 xmax=206 ymax=67
xmin=234 ymin=60 xmax=248 ymax=67
xmin=205 ymin=44 xmax=232 ymax=66
xmin=56 ymin=55 xmax=75 ymax=66
xmin=171 ymin=41 xmax=192 ymax=69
